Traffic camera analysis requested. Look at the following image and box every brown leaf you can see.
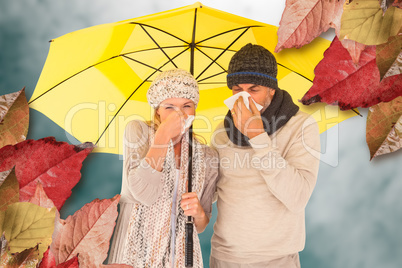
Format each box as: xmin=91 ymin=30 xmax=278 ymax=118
xmin=51 ymin=195 xmax=120 ymax=267
xmin=0 ymin=167 xmax=19 ymax=212
xmin=0 ymin=169 xmax=12 ymax=188
xmin=0 ymin=137 xmax=94 ymax=210
xmin=275 ymin=0 xmax=346 ymax=52
xmin=366 ymin=96 xmax=402 ymax=159
xmin=5 ymin=244 xmax=40 ymax=268
xmin=0 ymin=88 xmax=29 ymax=149
xmin=301 ymin=36 xmax=402 ymax=110
xmin=376 ymin=34 xmax=402 ymax=79
xmin=383 ymin=52 xmax=401 ymax=79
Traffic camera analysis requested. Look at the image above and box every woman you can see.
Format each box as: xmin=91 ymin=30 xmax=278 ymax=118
xmin=108 ymin=69 xmax=219 ymax=268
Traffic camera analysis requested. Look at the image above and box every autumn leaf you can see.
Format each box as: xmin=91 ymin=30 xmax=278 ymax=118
xmin=29 ymin=182 xmax=63 ymax=246
xmin=340 ymin=39 xmax=368 ymax=64
xmin=376 ymin=35 xmax=402 ymax=79
xmin=0 ymin=202 xmax=55 ymax=258
xmin=56 ymin=256 xmax=79 ymax=268
xmin=301 ymin=36 xmax=402 ymax=110
xmin=330 ymin=5 xmax=368 ymax=64
xmin=340 ymin=0 xmax=402 ymax=45
xmin=275 ymin=0 xmax=345 ymax=52
xmin=28 ymin=182 xmax=57 ymax=209
xmin=392 ymin=0 xmax=402 ymax=8
xmin=366 ymin=96 xmax=402 ymax=159
xmin=38 ymin=248 xmax=56 ymax=268
xmin=51 ymin=195 xmax=120 ymax=267
xmin=383 ymin=52 xmax=402 ymax=79
xmin=0 ymin=167 xmax=19 ymax=212
xmin=39 ymin=248 xmax=79 ymax=268
xmin=0 ymin=88 xmax=29 ymax=149
xmin=5 ymin=245 xmax=40 ymax=268
xmin=0 ymin=169 xmax=12 ymax=188
xmin=0 ymin=137 xmax=94 ymax=210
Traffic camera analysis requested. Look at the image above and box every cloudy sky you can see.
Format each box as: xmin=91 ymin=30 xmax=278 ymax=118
xmin=1 ymin=1 xmax=401 ymax=267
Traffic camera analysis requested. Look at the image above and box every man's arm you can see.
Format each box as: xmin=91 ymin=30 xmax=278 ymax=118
xmin=248 ymin=116 xmax=320 ymax=213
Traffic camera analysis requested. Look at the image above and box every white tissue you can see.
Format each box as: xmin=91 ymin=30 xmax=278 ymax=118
xmin=182 ymin=115 xmax=195 ymax=134
xmin=224 ymin=91 xmax=263 ymax=111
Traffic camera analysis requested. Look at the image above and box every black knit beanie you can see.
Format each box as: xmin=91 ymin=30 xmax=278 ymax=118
xmin=227 ymin=43 xmax=279 ymax=90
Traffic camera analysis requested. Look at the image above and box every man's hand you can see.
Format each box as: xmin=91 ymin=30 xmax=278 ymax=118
xmin=231 ymin=96 xmax=265 ymax=139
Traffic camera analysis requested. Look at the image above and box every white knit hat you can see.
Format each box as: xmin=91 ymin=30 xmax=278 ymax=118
xmin=147 ymin=69 xmax=199 ymax=109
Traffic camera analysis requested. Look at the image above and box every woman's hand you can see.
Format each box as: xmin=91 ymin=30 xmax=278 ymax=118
xmin=157 ymin=109 xmax=188 ymax=141
xmin=180 ymin=192 xmax=209 ymax=233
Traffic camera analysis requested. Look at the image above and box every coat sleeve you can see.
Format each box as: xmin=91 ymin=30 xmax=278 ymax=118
xmin=248 ymin=115 xmax=320 ymax=213
xmin=123 ymin=120 xmax=164 ymax=206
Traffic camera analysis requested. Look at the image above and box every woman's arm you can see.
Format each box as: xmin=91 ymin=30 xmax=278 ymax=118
xmin=145 ymin=111 xmax=186 ymax=171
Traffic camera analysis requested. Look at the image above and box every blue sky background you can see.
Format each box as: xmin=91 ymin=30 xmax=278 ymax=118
xmin=1 ymin=1 xmax=401 ymax=267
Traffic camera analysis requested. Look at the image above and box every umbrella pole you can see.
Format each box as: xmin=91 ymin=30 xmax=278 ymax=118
xmin=185 ymin=125 xmax=194 ymax=267
xmin=185 ymin=7 xmax=198 ymax=267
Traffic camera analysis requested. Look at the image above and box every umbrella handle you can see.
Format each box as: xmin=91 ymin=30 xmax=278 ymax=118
xmin=185 ymin=220 xmax=194 ymax=267
xmin=185 ymin=125 xmax=194 ymax=267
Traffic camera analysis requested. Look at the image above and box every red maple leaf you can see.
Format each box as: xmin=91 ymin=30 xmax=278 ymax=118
xmin=39 ymin=248 xmax=79 ymax=268
xmin=0 ymin=137 xmax=94 ymax=210
xmin=301 ymin=36 xmax=402 ymax=110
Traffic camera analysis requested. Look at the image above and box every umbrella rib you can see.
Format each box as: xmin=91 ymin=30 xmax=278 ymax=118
xmin=124 ymin=45 xmax=188 ymax=56
xmin=198 ymin=82 xmax=227 ymax=84
xmin=196 ymin=45 xmax=237 ymax=53
xmin=195 ymin=47 xmax=227 ymax=74
xmin=277 ymin=63 xmax=313 ymax=83
xmin=122 ymin=55 xmax=162 ymax=72
xmin=139 ymin=24 xmax=178 ymax=69
xmin=28 ymin=64 xmax=101 ymax=104
xmin=196 ymin=25 xmax=262 ymax=44
xmin=28 ymin=44 xmax=186 ymax=104
xmin=95 ymin=47 xmax=189 ymax=145
xmin=195 ymin=27 xmax=250 ymax=81
xmin=197 ymin=71 xmax=226 ymax=83
xmin=129 ymin=22 xmax=189 ymax=44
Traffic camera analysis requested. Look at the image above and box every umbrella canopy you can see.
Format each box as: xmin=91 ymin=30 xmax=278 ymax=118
xmin=29 ymin=2 xmax=356 ymax=154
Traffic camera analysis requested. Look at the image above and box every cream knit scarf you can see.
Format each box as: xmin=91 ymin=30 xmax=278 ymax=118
xmin=122 ymin=125 xmax=205 ymax=268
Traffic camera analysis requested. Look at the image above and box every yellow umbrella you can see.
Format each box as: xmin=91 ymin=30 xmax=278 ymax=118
xmin=29 ymin=2 xmax=355 ymax=154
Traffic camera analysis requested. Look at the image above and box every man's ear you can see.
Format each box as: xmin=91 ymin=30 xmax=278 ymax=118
xmin=270 ymin=88 xmax=275 ymax=96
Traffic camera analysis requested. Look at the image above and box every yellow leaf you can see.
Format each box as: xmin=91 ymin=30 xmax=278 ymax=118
xmin=0 ymin=202 xmax=55 ymax=260
xmin=340 ymin=0 xmax=402 ymax=45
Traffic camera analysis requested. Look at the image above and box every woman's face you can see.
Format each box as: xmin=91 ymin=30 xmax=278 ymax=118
xmin=157 ymin=98 xmax=196 ymax=122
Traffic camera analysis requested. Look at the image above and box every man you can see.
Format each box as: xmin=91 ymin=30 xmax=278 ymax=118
xmin=210 ymin=43 xmax=320 ymax=267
